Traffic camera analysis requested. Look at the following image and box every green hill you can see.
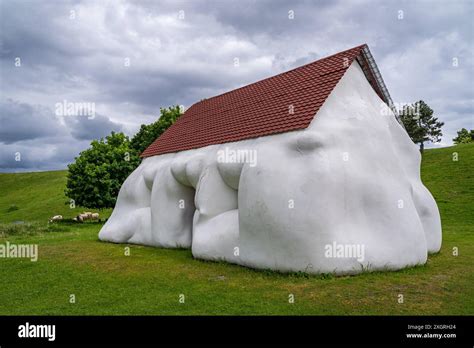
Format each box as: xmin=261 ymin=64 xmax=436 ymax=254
xmin=0 ymin=144 xmax=473 ymax=315
xmin=0 ymin=170 xmax=111 ymax=224
xmin=421 ymin=144 xmax=474 ymax=228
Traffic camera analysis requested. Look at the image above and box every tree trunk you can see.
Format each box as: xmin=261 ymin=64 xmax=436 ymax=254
xmin=419 ymin=142 xmax=424 ymax=154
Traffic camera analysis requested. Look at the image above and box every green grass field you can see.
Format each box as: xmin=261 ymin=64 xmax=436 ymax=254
xmin=0 ymin=144 xmax=473 ymax=315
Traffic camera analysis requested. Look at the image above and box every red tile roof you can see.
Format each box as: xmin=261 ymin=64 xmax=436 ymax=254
xmin=141 ymin=44 xmax=370 ymax=157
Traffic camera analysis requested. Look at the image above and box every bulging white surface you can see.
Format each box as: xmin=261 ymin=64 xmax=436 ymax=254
xmin=99 ymin=61 xmax=442 ymax=274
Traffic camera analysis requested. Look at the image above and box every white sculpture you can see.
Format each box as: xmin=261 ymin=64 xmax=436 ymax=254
xmin=99 ymin=48 xmax=442 ymax=275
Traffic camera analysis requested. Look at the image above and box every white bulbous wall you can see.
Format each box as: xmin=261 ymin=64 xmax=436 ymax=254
xmin=99 ymin=61 xmax=442 ymax=275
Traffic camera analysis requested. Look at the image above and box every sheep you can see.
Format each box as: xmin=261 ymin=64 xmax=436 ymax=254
xmin=74 ymin=213 xmax=88 ymax=222
xmin=49 ymin=215 xmax=63 ymax=223
xmin=74 ymin=212 xmax=99 ymax=222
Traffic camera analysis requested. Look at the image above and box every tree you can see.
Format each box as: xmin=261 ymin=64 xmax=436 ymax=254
xmin=453 ymin=128 xmax=474 ymax=144
xmin=399 ymin=100 xmax=444 ymax=153
xmin=65 ymin=132 xmax=140 ymax=209
xmin=130 ymin=105 xmax=182 ymax=154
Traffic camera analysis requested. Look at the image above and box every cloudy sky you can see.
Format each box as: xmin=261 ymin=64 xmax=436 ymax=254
xmin=0 ymin=0 xmax=472 ymax=172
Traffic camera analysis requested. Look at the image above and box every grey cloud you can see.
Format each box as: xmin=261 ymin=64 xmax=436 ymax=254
xmin=0 ymin=98 xmax=126 ymax=172
xmin=64 ymin=113 xmax=124 ymax=141
xmin=0 ymin=136 xmax=90 ymax=172
xmin=0 ymin=99 xmax=64 ymax=144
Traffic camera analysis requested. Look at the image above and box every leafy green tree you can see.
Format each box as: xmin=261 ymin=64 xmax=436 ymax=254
xmin=399 ymin=100 xmax=444 ymax=153
xmin=130 ymin=105 xmax=182 ymax=154
xmin=453 ymin=128 xmax=474 ymax=144
xmin=65 ymin=132 xmax=140 ymax=209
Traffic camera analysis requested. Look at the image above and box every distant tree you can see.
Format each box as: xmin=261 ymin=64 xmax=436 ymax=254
xmin=452 ymin=128 xmax=474 ymax=144
xmin=130 ymin=105 xmax=183 ymax=154
xmin=399 ymin=100 xmax=444 ymax=153
xmin=65 ymin=132 xmax=140 ymax=209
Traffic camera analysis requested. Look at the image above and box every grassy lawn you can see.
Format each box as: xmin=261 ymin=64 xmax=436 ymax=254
xmin=0 ymin=144 xmax=473 ymax=315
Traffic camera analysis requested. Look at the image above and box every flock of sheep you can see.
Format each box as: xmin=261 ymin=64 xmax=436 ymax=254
xmin=48 ymin=212 xmax=100 ymax=223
